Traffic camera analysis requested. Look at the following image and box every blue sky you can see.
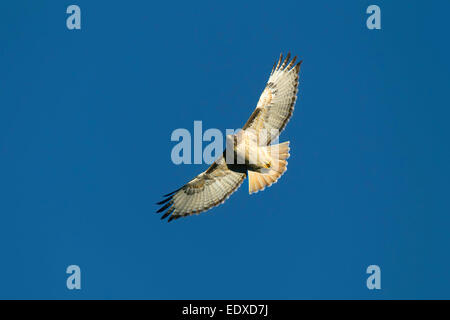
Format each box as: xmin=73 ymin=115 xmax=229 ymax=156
xmin=0 ymin=1 xmax=449 ymax=299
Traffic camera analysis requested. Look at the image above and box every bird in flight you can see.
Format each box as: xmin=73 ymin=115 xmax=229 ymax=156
xmin=157 ymin=53 xmax=302 ymax=221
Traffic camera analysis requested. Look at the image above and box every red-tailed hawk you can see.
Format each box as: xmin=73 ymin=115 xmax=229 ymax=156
xmin=157 ymin=53 xmax=302 ymax=221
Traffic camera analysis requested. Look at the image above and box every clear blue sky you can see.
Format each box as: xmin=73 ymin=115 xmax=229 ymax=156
xmin=0 ymin=1 xmax=449 ymax=299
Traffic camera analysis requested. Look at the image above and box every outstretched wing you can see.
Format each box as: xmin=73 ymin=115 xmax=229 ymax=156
xmin=243 ymin=53 xmax=302 ymax=145
xmin=156 ymin=155 xmax=246 ymax=222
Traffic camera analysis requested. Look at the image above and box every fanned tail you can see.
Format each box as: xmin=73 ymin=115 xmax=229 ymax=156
xmin=248 ymin=141 xmax=290 ymax=194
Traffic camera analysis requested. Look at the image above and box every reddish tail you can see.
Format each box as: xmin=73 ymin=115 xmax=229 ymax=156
xmin=248 ymin=141 xmax=290 ymax=194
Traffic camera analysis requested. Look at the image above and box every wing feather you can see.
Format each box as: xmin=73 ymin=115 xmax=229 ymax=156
xmin=243 ymin=53 xmax=302 ymax=145
xmin=156 ymin=155 xmax=246 ymax=221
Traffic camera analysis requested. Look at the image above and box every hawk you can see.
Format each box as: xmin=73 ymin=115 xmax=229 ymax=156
xmin=157 ymin=53 xmax=302 ymax=221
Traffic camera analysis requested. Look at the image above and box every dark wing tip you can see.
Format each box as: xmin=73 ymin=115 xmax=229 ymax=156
xmin=156 ymin=196 xmax=172 ymax=205
xmin=295 ymin=60 xmax=303 ymax=73
xmin=163 ymin=190 xmax=177 ymax=197
xmin=156 ymin=201 xmax=172 ymax=213
xmin=160 ymin=207 xmax=175 ymax=220
xmin=281 ymin=52 xmax=291 ymax=69
xmin=285 ymin=51 xmax=291 ymax=61
xmin=274 ymin=53 xmax=302 ymax=72
xmin=287 ymin=56 xmax=297 ymax=70
xmin=169 ymin=214 xmax=184 ymax=222
xmin=270 ymin=59 xmax=277 ymax=75
xmin=275 ymin=53 xmax=283 ymax=70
